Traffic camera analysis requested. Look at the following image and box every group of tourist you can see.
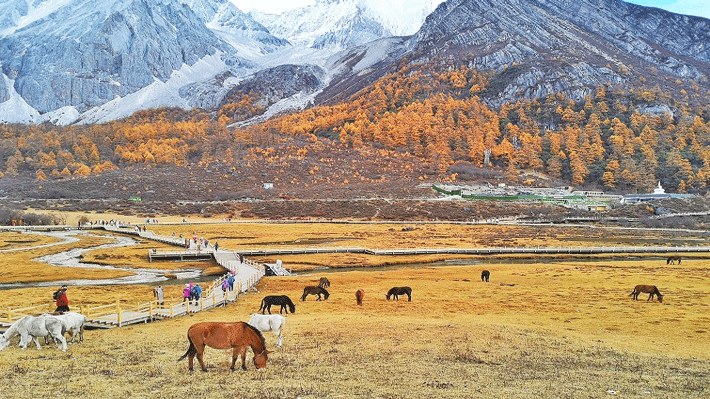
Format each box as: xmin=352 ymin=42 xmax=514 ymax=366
xmin=183 ymin=283 xmax=203 ymax=306
xmin=221 ymin=273 xmax=236 ymax=293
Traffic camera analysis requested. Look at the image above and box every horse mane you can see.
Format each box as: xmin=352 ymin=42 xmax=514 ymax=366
xmin=242 ymin=322 xmax=267 ymax=349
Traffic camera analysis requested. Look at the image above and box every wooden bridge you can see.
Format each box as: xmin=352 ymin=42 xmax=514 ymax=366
xmin=1 ymin=224 xmax=267 ymax=330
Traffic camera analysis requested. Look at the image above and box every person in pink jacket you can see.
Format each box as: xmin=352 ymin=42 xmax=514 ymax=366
xmin=183 ymin=283 xmax=192 ymax=303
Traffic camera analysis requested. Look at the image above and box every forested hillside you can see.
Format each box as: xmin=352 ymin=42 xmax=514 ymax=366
xmin=1 ymin=60 xmax=709 ymax=194
xmin=265 ymin=62 xmax=710 ymax=193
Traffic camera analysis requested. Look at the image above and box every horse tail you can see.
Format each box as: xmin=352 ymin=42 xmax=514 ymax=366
xmin=177 ymin=334 xmax=196 ymax=362
xmin=258 ymin=298 xmax=265 ymax=312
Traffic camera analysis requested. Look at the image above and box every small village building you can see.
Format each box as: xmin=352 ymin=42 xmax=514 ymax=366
xmin=619 ymin=182 xmax=694 ymax=203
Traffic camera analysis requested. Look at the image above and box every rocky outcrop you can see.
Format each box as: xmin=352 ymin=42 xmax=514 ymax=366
xmin=0 ymin=0 xmax=235 ymax=114
xmin=219 ymin=64 xmax=325 ymax=117
xmin=401 ymin=0 xmax=710 ymax=105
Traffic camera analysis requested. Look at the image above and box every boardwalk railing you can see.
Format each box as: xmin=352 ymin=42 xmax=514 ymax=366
xmin=235 ymin=245 xmax=710 ymax=256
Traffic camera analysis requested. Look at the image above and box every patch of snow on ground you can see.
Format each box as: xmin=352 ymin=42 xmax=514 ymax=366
xmin=40 ymin=106 xmax=80 ymax=125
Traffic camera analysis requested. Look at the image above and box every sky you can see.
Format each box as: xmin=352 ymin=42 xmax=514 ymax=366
xmin=228 ymin=0 xmax=710 ymax=19
xmin=626 ymin=0 xmax=710 ymax=19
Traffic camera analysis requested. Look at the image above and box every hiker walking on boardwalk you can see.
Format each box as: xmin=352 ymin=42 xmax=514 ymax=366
xmin=227 ymin=273 xmax=235 ymax=291
xmin=183 ymin=284 xmax=191 ymax=303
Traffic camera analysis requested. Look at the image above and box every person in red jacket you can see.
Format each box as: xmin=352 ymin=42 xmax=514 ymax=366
xmin=54 ymin=285 xmax=70 ymax=313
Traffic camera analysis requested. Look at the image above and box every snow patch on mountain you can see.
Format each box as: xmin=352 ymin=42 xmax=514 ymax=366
xmin=78 ymin=52 xmax=240 ymax=124
xmin=0 ymin=74 xmax=41 ymax=124
xmin=0 ymin=0 xmax=73 ymax=37
xmin=40 ymin=106 xmax=81 ymax=126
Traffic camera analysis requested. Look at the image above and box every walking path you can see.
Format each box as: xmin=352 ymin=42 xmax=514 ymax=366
xmin=1 ymin=224 xmax=267 ymax=329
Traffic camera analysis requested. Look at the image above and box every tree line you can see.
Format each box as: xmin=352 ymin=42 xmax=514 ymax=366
xmin=1 ymin=62 xmax=709 ymax=194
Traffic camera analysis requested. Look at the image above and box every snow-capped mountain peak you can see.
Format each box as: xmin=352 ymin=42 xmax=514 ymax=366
xmin=250 ymin=0 xmax=444 ymax=50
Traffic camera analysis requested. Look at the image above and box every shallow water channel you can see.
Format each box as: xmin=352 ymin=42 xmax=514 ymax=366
xmin=0 ymin=230 xmax=207 ymax=289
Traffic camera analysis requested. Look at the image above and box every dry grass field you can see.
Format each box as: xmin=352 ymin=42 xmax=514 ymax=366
xmin=0 ymin=223 xmax=709 ymax=398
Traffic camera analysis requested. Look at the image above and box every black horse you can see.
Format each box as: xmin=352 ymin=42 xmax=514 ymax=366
xmin=481 ymin=270 xmax=490 ymax=282
xmin=301 ymin=286 xmax=330 ymax=301
xmin=259 ymin=295 xmax=296 ymax=314
xmin=386 ymin=286 xmax=412 ymax=301
xmin=667 ymin=256 xmax=682 ymax=265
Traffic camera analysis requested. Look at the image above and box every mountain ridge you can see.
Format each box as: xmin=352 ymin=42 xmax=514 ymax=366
xmin=0 ymin=0 xmax=708 ymax=125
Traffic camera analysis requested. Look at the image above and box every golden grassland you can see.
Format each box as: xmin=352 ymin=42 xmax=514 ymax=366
xmin=0 ymin=264 xmax=708 ymax=398
xmin=1 ymin=222 xmax=709 ymax=397
xmin=0 ymin=231 xmax=63 ymax=250
xmin=149 ymin=221 xmax=709 ymax=270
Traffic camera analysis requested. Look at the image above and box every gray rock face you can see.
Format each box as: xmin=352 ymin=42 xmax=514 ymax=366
xmin=402 ymin=0 xmax=710 ymax=105
xmin=0 ymin=75 xmax=9 ymax=102
xmin=0 ymin=0 xmax=287 ymax=117
xmin=220 ymin=64 xmax=325 ymax=112
xmin=0 ymin=0 xmax=234 ymax=113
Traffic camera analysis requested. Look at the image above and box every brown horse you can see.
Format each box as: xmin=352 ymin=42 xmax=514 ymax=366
xmin=301 ymin=286 xmax=330 ymax=301
xmin=667 ymin=256 xmax=682 ymax=265
xmin=386 ymin=286 xmax=412 ymax=301
xmin=178 ymin=321 xmax=271 ymax=371
xmin=318 ymin=277 xmax=331 ymax=289
xmin=630 ymin=285 xmax=664 ymax=303
xmin=355 ymin=289 xmax=365 ymax=306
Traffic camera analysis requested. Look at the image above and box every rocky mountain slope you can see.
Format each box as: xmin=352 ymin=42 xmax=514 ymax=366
xmin=0 ymin=0 xmax=439 ymax=125
xmin=323 ymin=0 xmax=710 ymax=108
xmin=0 ymin=0 xmax=708 ymax=125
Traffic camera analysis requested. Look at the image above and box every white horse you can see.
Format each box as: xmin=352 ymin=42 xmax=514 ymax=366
xmin=248 ymin=313 xmax=286 ymax=347
xmin=0 ymin=315 xmax=67 ymax=351
xmin=54 ymin=312 xmax=86 ymax=343
xmin=42 ymin=312 xmax=86 ymax=344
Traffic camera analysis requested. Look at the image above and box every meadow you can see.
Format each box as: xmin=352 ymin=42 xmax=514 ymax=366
xmin=0 ymin=223 xmax=709 ymax=398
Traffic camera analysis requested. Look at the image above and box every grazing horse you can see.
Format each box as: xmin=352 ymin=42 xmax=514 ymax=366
xmin=630 ymin=285 xmax=664 ymax=303
xmin=248 ymin=313 xmax=286 ymax=347
xmin=386 ymin=286 xmax=412 ymax=301
xmin=301 ymin=286 xmax=330 ymax=301
xmin=0 ymin=314 xmax=67 ymax=351
xmin=667 ymin=256 xmax=682 ymax=265
xmin=481 ymin=270 xmax=490 ymax=282
xmin=42 ymin=312 xmax=86 ymax=345
xmin=52 ymin=312 xmax=86 ymax=343
xmin=178 ymin=321 xmax=271 ymax=371
xmin=259 ymin=295 xmax=296 ymax=314
xmin=355 ymin=289 xmax=365 ymax=306
xmin=318 ymin=277 xmax=331 ymax=289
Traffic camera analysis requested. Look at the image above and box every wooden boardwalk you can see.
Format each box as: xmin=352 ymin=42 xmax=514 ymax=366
xmin=1 ymin=224 xmax=266 ymax=330
xmin=237 ymin=245 xmax=710 ymax=256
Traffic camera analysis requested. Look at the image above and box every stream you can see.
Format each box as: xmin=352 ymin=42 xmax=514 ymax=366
xmin=0 ymin=231 xmax=206 ymax=289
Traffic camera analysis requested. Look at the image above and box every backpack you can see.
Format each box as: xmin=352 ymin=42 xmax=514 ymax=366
xmin=52 ymin=290 xmax=60 ymax=300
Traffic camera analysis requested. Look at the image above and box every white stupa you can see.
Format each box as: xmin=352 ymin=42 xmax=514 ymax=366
xmin=653 ymin=181 xmax=665 ymax=194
